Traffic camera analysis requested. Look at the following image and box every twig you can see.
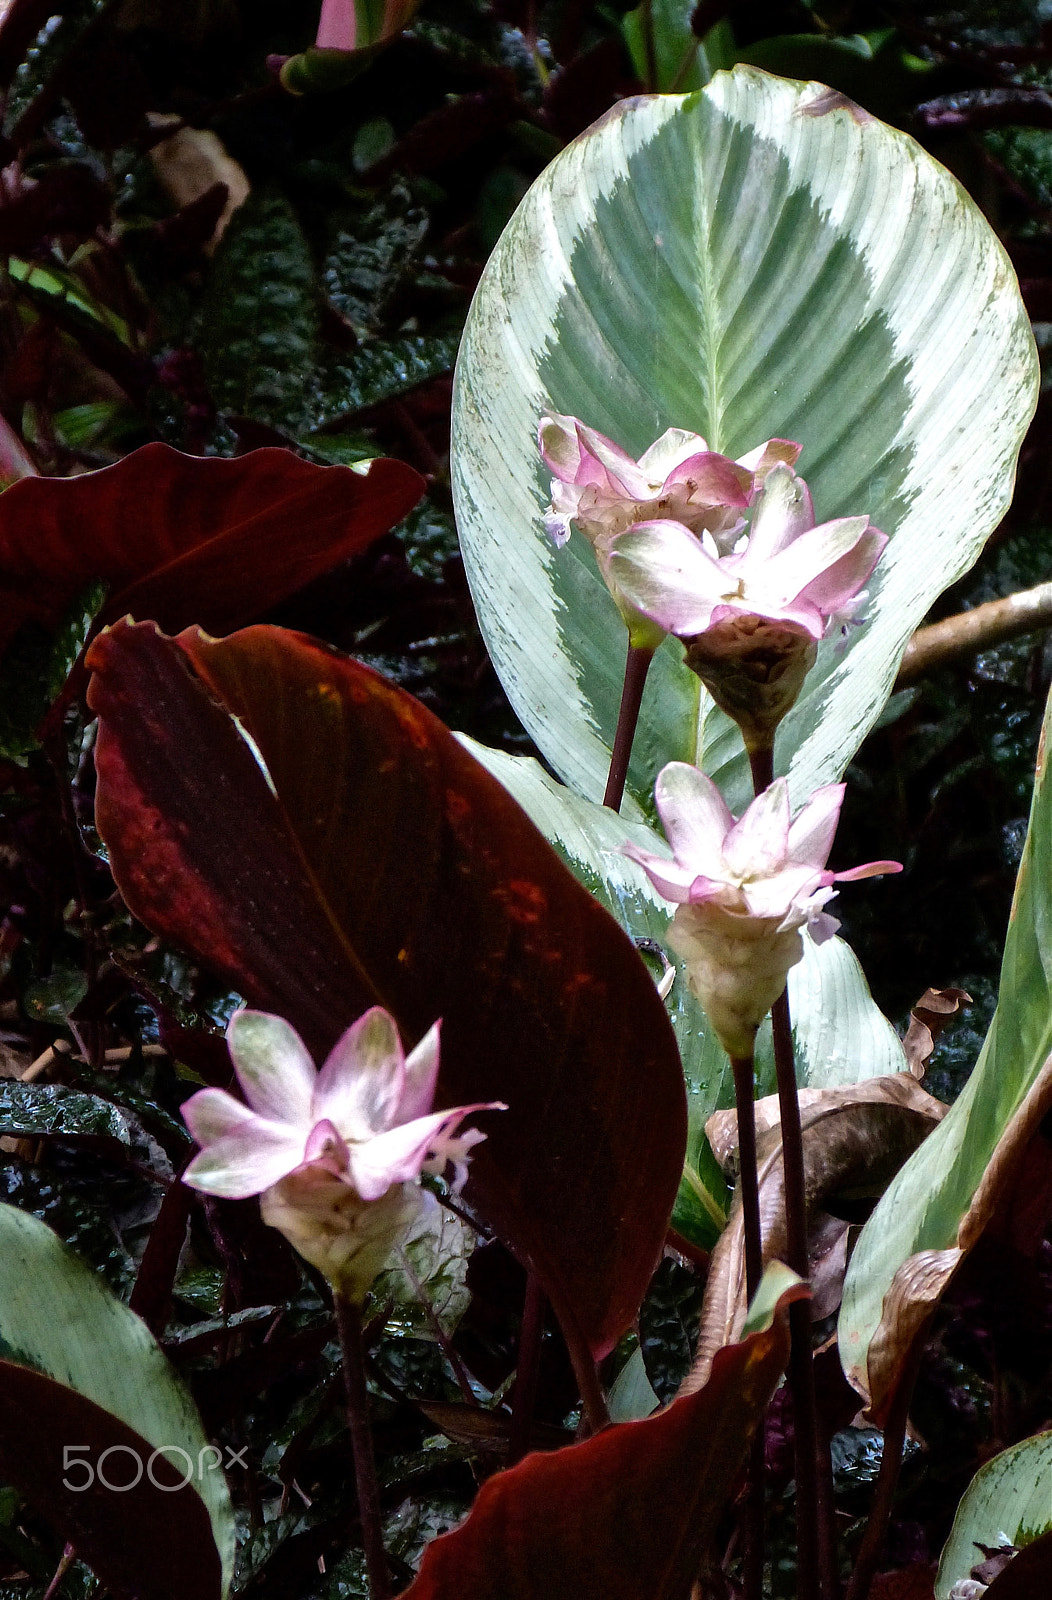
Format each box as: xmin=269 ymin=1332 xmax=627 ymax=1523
xmin=895 ymin=582 xmax=1052 ymax=686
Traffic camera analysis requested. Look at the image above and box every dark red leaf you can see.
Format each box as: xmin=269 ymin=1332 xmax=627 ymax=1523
xmin=0 ymin=443 xmax=424 ymax=656
xmin=85 ymin=620 xmax=688 ymax=1359
xmin=401 ymin=1281 xmax=804 ymax=1600
xmin=0 ymin=1360 xmax=223 ymax=1600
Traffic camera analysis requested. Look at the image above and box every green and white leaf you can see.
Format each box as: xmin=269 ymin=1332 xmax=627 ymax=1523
xmin=936 ymin=1432 xmax=1052 ymax=1600
xmin=839 ymin=681 xmax=1052 ymax=1402
xmin=0 ymin=1204 xmax=235 ymax=1595
xmin=463 ymin=737 xmax=905 ymax=1246
xmin=452 ymin=67 xmax=1037 ymax=821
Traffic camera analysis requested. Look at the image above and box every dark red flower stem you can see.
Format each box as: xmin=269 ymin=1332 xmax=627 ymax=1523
xmin=749 ymin=739 xmax=828 ymax=1600
xmin=603 ymin=644 xmax=655 ymax=812
xmin=507 ymin=1270 xmax=546 ymax=1466
xmin=731 ymin=1050 xmax=765 ymax=1600
xmin=843 ymin=1339 xmax=926 ymax=1600
xmin=334 ymin=1292 xmax=391 ymax=1600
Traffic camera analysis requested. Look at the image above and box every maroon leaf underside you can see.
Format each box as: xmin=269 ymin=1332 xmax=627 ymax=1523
xmin=85 ymin=620 xmax=688 ymax=1360
xmin=0 ymin=1361 xmax=223 ymax=1600
xmin=402 ymin=1285 xmax=803 ymax=1600
xmin=0 ymin=442 xmax=424 ymax=653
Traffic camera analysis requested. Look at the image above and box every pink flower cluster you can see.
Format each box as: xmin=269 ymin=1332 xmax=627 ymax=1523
xmin=538 ymin=412 xmax=884 ymax=648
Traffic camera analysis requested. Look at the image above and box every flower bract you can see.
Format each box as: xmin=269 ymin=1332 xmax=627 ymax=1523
xmin=538 ymin=412 xmax=798 ymax=647
xmin=625 ymin=764 xmax=900 ymax=1056
xmin=606 ymin=463 xmax=886 ymax=646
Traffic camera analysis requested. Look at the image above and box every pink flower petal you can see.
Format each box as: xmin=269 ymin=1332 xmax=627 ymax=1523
xmin=786 ymin=783 xmax=845 ymax=870
xmin=606 ymin=520 xmax=725 ymax=635
xmin=396 ymin=1020 xmax=442 ymax=1124
xmin=762 ymin=515 xmax=872 ymax=604
xmin=741 ymin=862 xmax=825 ymax=921
xmin=622 ymin=840 xmax=699 ymax=903
xmin=654 ymin=762 xmax=734 ymax=878
xmin=797 ymin=527 xmax=887 ymax=615
xmin=348 ymin=1103 xmax=503 ymax=1201
xmin=660 ymin=452 xmax=751 ymax=508
xmin=742 ymin=464 xmax=815 ymax=562
xmin=315 ymin=0 xmax=356 ymax=51
xmin=181 ymin=1086 xmax=257 ymax=1146
xmin=313 ymin=1006 xmax=405 ymax=1141
xmin=831 ymin=859 xmax=903 ymax=882
xmin=227 ymin=1010 xmax=316 ymax=1127
xmin=722 ymin=780 xmax=791 ymax=881
xmin=183 ymin=1120 xmax=306 ymax=1199
xmin=736 ymin=438 xmax=802 ymax=479
xmin=636 ymin=427 xmax=710 ymax=480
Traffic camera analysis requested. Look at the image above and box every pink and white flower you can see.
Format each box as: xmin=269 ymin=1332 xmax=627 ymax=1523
xmin=606 ymin=462 xmax=886 ymax=646
xmin=538 ymin=412 xmax=799 ymax=647
xmin=182 ymin=1007 xmax=502 ymax=1202
xmin=625 ymin=764 xmax=900 ymax=1056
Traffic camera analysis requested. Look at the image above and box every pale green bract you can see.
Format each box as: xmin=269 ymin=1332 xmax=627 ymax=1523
xmin=0 ymin=1204 xmax=235 ymax=1595
xmin=451 ymin=67 xmax=1037 ymax=821
xmin=461 ymin=738 xmax=906 ymax=1246
xmin=936 ymin=1432 xmax=1052 ymax=1600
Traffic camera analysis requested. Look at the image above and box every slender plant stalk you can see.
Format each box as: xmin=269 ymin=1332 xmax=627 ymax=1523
xmin=334 ymin=1293 xmax=391 ymax=1600
xmin=730 ymin=1051 xmax=765 ymax=1600
xmin=748 ymin=739 xmax=828 ymax=1600
xmin=507 ymin=1270 xmax=547 ymax=1466
xmin=603 ymin=643 xmax=655 ymax=812
xmin=843 ymin=1341 xmax=925 ymax=1600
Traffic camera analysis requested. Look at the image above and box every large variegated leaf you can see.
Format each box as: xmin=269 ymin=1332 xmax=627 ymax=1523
xmin=839 ymin=681 xmax=1052 ymax=1417
xmin=452 ymin=67 xmax=1037 ymax=819
xmin=937 ymin=1432 xmax=1052 ymax=1600
xmin=463 ymin=738 xmax=906 ymax=1246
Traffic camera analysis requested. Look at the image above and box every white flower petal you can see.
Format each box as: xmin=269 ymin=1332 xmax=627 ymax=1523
xmin=653 ymin=762 xmax=733 ymax=878
xmin=313 ymin=1006 xmax=406 ymax=1141
xmin=227 ymin=1010 xmax=316 ymax=1128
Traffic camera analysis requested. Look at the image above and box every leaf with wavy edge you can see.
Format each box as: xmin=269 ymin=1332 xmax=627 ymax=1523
xmin=461 ymin=738 xmax=906 ymax=1247
xmin=840 ymin=686 xmax=1052 ymax=1419
xmin=452 ymin=67 xmax=1037 ymax=819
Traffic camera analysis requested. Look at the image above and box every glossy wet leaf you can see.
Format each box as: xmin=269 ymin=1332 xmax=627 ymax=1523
xmin=937 ymin=1433 xmax=1052 ymax=1600
xmin=402 ymin=1270 xmax=804 ymax=1600
xmin=0 ymin=1204 xmax=233 ymax=1598
xmin=463 ymin=737 xmax=906 ymax=1247
xmin=452 ymin=68 xmax=1037 ymax=820
xmin=86 ymin=620 xmax=686 ymax=1359
xmin=200 ymin=190 xmax=319 ymax=431
xmin=0 ymin=1082 xmax=130 ymax=1143
xmin=840 ymin=680 xmax=1052 ymax=1418
xmin=0 ymin=443 xmax=423 ymax=659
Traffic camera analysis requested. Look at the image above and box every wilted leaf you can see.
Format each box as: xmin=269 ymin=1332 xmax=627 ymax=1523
xmin=86 ymin=620 xmax=687 ymax=1360
xmin=0 ymin=443 xmax=423 ymax=659
xmin=149 ymin=121 xmax=250 ymax=251
xmin=401 ymin=1270 xmax=805 ymax=1600
xmin=904 ymin=987 xmax=973 ymax=1079
xmin=452 ymin=67 xmax=1037 ymax=820
xmin=689 ymin=1076 xmax=945 ymax=1389
xmin=0 ymin=1204 xmax=233 ymax=1598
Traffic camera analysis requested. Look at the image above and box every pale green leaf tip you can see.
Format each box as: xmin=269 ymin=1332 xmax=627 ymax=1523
xmin=742 ymin=1261 xmax=807 ymax=1337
